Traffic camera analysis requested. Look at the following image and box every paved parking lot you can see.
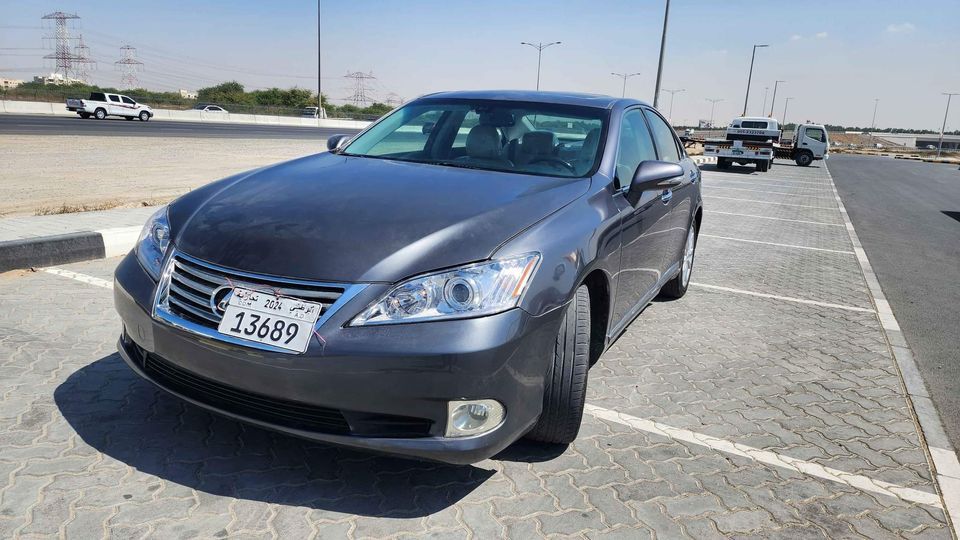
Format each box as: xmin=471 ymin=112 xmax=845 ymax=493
xmin=0 ymin=160 xmax=954 ymax=538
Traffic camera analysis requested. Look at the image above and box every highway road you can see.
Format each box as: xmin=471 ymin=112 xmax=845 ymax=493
xmin=830 ymin=154 xmax=960 ymax=449
xmin=0 ymin=113 xmax=363 ymax=139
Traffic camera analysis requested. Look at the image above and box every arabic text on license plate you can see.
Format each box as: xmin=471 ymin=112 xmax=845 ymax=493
xmin=732 ymin=149 xmax=744 ymax=155
xmin=216 ymin=287 xmax=322 ymax=353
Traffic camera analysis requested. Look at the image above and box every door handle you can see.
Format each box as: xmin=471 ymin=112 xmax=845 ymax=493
xmin=660 ymin=190 xmax=673 ymax=204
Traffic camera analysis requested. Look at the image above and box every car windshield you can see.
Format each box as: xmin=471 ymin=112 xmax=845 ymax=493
xmin=341 ymin=99 xmax=607 ymax=178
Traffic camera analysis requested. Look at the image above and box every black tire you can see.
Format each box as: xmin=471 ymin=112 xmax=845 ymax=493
xmin=660 ymin=218 xmax=698 ymax=299
xmin=716 ymin=158 xmax=730 ymax=170
xmin=139 ymin=111 xmax=150 ymax=122
xmin=795 ymin=152 xmax=813 ymax=167
xmin=78 ymin=112 xmax=90 ymax=119
xmin=527 ymin=285 xmax=591 ymax=445
xmin=757 ymin=160 xmax=769 ymax=172
xmin=94 ymin=108 xmax=106 ymax=120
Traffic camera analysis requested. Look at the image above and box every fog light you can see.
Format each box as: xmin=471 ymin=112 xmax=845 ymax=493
xmin=445 ymin=399 xmax=505 ymax=438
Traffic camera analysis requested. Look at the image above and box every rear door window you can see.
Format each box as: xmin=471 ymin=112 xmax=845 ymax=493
xmin=108 ymin=95 xmax=121 ymax=103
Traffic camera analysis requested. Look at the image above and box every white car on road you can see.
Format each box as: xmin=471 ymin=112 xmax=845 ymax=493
xmin=66 ymin=92 xmax=153 ymax=121
xmin=194 ymin=104 xmax=229 ymax=113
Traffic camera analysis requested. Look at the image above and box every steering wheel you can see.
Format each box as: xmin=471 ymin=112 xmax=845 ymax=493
xmin=528 ymin=157 xmax=577 ymax=174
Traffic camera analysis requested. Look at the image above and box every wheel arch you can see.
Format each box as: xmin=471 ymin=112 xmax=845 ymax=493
xmin=578 ymin=269 xmax=610 ymax=366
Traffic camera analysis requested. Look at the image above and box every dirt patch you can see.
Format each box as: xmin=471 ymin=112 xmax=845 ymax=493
xmin=0 ymin=135 xmax=322 ymax=218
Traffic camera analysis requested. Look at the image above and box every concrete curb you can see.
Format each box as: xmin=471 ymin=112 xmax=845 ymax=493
xmin=0 ymin=226 xmax=140 ymax=273
xmin=825 ymin=162 xmax=959 ymax=535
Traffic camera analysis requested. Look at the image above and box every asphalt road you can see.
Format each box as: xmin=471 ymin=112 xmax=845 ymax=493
xmin=829 ymin=154 xmax=960 ymax=449
xmin=0 ymin=113 xmax=361 ymax=139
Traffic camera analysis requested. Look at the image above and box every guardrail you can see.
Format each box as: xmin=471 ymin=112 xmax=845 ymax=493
xmin=0 ymin=100 xmax=372 ymax=130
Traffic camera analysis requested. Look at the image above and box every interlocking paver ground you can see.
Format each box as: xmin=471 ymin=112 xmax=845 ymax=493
xmin=0 ymin=159 xmax=952 ymax=538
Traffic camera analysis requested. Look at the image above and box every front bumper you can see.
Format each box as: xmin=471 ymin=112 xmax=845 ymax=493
xmin=113 ymin=252 xmax=562 ymax=464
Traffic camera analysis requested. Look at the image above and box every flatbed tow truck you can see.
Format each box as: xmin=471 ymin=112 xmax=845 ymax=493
xmin=698 ymin=117 xmax=829 ymax=171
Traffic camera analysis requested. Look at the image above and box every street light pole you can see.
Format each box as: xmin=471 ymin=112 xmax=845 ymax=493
xmin=611 ymin=72 xmax=641 ymax=97
xmin=652 ymin=0 xmax=670 ymax=108
xmin=937 ymin=93 xmax=958 ymax=158
xmin=520 ymin=41 xmax=561 ymax=91
xmin=871 ymin=98 xmax=879 ymax=130
xmin=742 ymin=44 xmax=768 ymax=116
xmin=706 ymin=98 xmax=723 ymax=128
xmin=317 ymin=0 xmax=324 ymax=118
xmin=769 ymin=80 xmax=785 ymax=117
xmin=782 ymin=97 xmax=793 ymax=127
xmin=761 ymin=87 xmax=769 ymax=116
xmin=661 ymin=88 xmax=685 ymax=123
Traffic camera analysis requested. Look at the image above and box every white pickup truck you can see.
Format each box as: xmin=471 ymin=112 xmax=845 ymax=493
xmin=703 ymin=117 xmax=829 ymax=171
xmin=66 ymin=92 xmax=154 ymax=121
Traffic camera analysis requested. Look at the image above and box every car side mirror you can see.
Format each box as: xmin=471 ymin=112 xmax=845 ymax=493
xmin=627 ymin=160 xmax=684 ymax=204
xmin=327 ymin=134 xmax=351 ymax=152
xmin=421 ymin=122 xmax=435 ymax=135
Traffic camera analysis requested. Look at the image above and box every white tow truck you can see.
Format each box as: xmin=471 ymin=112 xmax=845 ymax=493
xmin=66 ymin=92 xmax=154 ymax=121
xmin=703 ymin=117 xmax=829 ymax=171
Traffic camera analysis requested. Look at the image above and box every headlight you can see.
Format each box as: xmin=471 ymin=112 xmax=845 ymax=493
xmin=350 ymin=253 xmax=540 ymax=326
xmin=136 ymin=206 xmax=171 ymax=280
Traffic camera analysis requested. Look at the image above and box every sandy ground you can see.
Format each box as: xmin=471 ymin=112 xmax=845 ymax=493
xmin=0 ymin=135 xmax=324 ymax=217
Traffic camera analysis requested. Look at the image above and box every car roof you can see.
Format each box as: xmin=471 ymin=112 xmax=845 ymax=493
xmin=416 ymin=90 xmax=644 ymax=110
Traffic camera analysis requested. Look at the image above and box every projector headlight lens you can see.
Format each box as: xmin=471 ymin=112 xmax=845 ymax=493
xmin=350 ymin=253 xmax=539 ymax=325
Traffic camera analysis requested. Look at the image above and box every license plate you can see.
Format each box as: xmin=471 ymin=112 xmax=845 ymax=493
xmin=732 ymin=149 xmax=744 ymax=155
xmin=216 ymin=287 xmax=322 ymax=353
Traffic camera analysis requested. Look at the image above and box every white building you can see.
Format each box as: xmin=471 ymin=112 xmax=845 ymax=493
xmin=0 ymin=78 xmax=24 ymax=90
xmin=179 ymin=89 xmax=198 ymax=99
xmin=32 ymin=73 xmax=84 ymax=86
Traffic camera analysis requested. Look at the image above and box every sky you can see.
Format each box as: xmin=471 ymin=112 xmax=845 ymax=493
xmin=1 ymin=0 xmax=958 ymax=130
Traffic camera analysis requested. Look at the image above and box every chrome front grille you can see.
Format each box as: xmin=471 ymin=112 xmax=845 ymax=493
xmin=157 ymin=251 xmax=348 ymax=331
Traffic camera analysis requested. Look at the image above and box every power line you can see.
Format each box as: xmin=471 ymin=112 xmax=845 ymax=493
xmin=72 ymin=34 xmax=95 ymax=83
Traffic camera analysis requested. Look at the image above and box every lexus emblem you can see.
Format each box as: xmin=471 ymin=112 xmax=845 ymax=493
xmin=210 ymin=285 xmax=234 ymax=315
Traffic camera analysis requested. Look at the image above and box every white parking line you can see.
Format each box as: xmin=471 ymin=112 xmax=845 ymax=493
xmin=42 ymin=267 xmax=113 ymax=289
xmin=704 ymin=178 xmax=832 ymax=191
xmin=584 ymin=404 xmax=943 ymax=509
xmin=709 ymin=211 xmax=844 ymax=227
xmin=703 ymin=175 xmax=828 ymax=187
xmin=707 ymin=185 xmax=836 ymax=199
xmin=704 ymin=195 xmax=837 ymax=210
xmin=700 ymin=234 xmax=855 ymax=254
xmin=690 ymin=282 xmax=875 ymax=313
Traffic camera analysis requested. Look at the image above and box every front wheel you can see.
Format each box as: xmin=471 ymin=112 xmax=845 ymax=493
xmin=526 ymin=285 xmax=590 ymax=445
xmin=795 ymin=152 xmax=813 ymax=167
xmin=660 ymin=220 xmax=697 ymax=299
xmin=139 ymin=111 xmax=150 ymax=122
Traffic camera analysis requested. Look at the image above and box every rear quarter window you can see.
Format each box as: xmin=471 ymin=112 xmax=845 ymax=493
xmin=89 ymin=93 xmax=105 ymax=101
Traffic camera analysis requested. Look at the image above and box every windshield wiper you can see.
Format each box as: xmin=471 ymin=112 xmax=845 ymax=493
xmin=433 ymin=160 xmax=486 ymax=170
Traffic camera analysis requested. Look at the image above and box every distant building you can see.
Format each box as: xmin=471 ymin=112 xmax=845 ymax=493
xmin=32 ymin=73 xmax=84 ymax=86
xmin=179 ymin=89 xmax=198 ymax=99
xmin=867 ymin=132 xmax=960 ymax=150
xmin=0 ymin=78 xmax=24 ymax=90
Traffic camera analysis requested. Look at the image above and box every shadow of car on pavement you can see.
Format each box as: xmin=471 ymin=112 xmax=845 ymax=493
xmin=54 ymin=353 xmax=565 ymax=517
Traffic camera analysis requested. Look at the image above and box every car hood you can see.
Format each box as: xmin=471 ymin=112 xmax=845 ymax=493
xmin=171 ymin=153 xmax=588 ymax=283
